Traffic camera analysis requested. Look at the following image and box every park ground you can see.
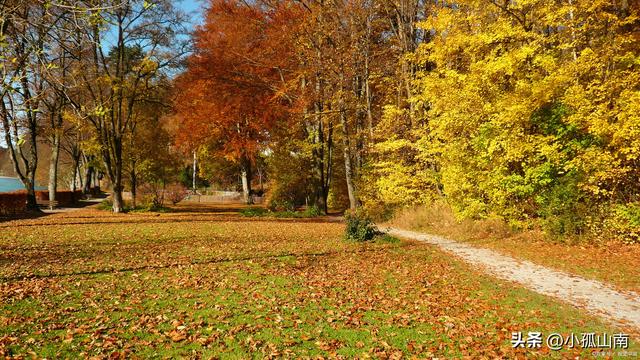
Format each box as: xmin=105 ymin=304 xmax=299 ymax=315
xmin=388 ymin=204 xmax=640 ymax=294
xmin=1 ymin=204 xmax=638 ymax=358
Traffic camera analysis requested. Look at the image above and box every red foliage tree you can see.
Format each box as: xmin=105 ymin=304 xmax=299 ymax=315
xmin=174 ymin=0 xmax=302 ymax=203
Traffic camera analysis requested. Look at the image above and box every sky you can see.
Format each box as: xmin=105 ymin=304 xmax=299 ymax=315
xmin=179 ymin=0 xmax=206 ymax=29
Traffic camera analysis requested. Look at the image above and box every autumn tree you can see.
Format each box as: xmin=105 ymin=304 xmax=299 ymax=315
xmin=370 ymin=0 xmax=640 ymax=239
xmin=71 ymin=0 xmax=188 ymax=212
xmin=174 ymin=0 xmax=298 ymax=204
xmin=0 ymin=0 xmax=69 ymax=210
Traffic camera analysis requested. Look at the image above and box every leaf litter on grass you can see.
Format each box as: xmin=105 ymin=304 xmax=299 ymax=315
xmin=0 ymin=207 xmax=637 ymax=358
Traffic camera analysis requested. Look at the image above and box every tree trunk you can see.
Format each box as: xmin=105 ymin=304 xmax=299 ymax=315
xmin=48 ymin=132 xmax=61 ymax=209
xmin=340 ymin=113 xmax=357 ymax=210
xmin=71 ymin=153 xmax=80 ymax=193
xmin=112 ymin=185 xmax=124 ymax=213
xmin=1 ymin=100 xmax=40 ymax=213
xmin=193 ymin=150 xmax=197 ymax=192
xmin=130 ymin=167 xmax=137 ymax=208
xmin=365 ymin=52 xmax=374 ymax=138
xmin=339 ymin=75 xmax=358 ymax=210
xmin=26 ymin=182 xmax=38 ymax=212
xmin=83 ymin=165 xmax=94 ymax=195
xmin=241 ymin=159 xmax=253 ymax=205
xmin=111 ymin=135 xmax=125 ymax=213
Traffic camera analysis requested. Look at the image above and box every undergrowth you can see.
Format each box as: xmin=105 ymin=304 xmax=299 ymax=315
xmin=239 ymin=205 xmax=322 ymax=218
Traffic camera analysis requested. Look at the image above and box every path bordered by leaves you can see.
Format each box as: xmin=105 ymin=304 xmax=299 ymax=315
xmin=388 ymin=227 xmax=640 ymax=330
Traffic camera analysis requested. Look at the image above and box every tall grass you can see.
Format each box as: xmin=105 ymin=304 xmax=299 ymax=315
xmin=387 ymin=201 xmax=516 ymax=242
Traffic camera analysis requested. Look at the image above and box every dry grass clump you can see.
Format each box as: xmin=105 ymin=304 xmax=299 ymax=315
xmin=386 ymin=201 xmax=515 ymax=242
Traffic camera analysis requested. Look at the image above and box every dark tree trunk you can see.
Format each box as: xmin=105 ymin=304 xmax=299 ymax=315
xmin=48 ymin=132 xmax=61 ymax=209
xmin=83 ymin=164 xmax=94 ymax=195
xmin=25 ymin=178 xmax=38 ymax=212
xmin=112 ymin=185 xmax=124 ymax=213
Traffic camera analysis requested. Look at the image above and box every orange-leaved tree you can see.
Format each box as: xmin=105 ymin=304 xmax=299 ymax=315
xmin=174 ymin=0 xmax=301 ymax=204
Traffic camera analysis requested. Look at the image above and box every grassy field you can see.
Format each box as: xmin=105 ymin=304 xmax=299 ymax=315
xmin=0 ymin=205 xmax=636 ymax=358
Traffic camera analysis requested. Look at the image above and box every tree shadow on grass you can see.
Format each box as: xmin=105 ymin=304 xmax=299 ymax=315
xmin=0 ymin=215 xmax=343 ymax=229
xmin=0 ymin=245 xmax=415 ymax=282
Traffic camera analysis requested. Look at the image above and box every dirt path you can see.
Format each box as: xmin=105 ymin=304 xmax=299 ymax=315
xmin=387 ymin=227 xmax=640 ymax=331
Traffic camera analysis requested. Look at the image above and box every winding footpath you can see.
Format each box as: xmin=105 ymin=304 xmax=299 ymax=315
xmin=387 ymin=228 xmax=640 ymax=331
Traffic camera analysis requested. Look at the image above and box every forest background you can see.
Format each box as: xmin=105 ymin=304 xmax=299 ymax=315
xmin=2 ymin=0 xmax=639 ymax=243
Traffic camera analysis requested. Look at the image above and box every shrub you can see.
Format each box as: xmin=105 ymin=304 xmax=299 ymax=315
xmin=362 ymin=202 xmax=396 ymax=222
xmin=268 ymin=199 xmax=295 ymax=212
xmin=375 ymin=234 xmax=401 ymax=244
xmin=605 ymin=203 xmax=640 ymax=244
xmin=303 ymin=205 xmax=321 ymax=217
xmin=240 ymin=207 xmax=270 ymax=217
xmin=344 ymin=211 xmax=378 ymax=242
xmin=240 ymin=205 xmax=322 ymax=218
xmin=97 ymin=199 xmax=114 ymax=211
xmin=139 ymin=183 xmax=165 ymax=209
xmin=0 ymin=191 xmax=27 ymax=216
xmin=165 ymin=183 xmax=189 ymax=205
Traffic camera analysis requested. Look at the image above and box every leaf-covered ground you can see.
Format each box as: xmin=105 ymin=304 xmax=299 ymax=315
xmin=388 ymin=212 xmax=640 ymax=294
xmin=455 ymin=235 xmax=640 ymax=294
xmin=0 ymin=205 xmax=636 ymax=358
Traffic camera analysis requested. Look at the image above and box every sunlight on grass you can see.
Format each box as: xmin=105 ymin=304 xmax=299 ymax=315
xmin=1 ymin=209 xmax=637 ymax=357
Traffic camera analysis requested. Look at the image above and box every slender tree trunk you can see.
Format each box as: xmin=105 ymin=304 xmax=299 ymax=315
xmin=83 ymin=164 xmax=94 ymax=195
xmin=111 ymin=136 xmax=125 ymax=213
xmin=365 ymin=52 xmax=374 ymax=138
xmin=71 ymin=155 xmax=79 ymax=193
xmin=568 ymin=0 xmax=578 ymax=61
xmin=192 ymin=150 xmax=197 ymax=192
xmin=77 ymin=159 xmax=84 ymax=192
xmin=48 ymin=132 xmax=61 ymax=209
xmin=241 ymin=158 xmax=253 ymax=205
xmin=340 ymin=118 xmax=357 ymax=210
xmin=1 ymin=99 xmax=40 ymax=212
xmin=130 ymin=167 xmax=137 ymax=208
xmin=364 ymin=12 xmax=374 ymax=139
xmin=339 ymin=76 xmax=358 ymax=210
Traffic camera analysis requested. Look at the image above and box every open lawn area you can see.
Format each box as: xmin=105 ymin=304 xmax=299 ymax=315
xmin=0 ymin=205 xmax=637 ymax=358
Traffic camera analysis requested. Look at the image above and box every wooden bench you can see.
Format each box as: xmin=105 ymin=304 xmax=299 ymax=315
xmin=38 ymin=200 xmax=59 ymax=210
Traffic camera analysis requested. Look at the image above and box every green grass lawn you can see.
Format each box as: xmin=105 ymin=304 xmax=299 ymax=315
xmin=0 ymin=206 xmax=636 ymax=358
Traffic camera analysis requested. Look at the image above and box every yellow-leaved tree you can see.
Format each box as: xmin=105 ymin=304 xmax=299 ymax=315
xmin=371 ymin=0 xmax=640 ymax=239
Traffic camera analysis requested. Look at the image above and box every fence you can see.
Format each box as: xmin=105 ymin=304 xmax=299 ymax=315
xmin=184 ymin=191 xmax=264 ymax=204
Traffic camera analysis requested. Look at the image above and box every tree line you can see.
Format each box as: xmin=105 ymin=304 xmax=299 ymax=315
xmin=1 ymin=0 xmax=189 ymax=212
xmin=176 ymin=0 xmax=640 ymax=240
xmin=4 ymin=0 xmax=640 ymax=241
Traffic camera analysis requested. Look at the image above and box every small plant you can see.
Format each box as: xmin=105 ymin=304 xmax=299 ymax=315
xmin=240 ymin=207 xmax=270 ymax=217
xmin=241 ymin=205 xmax=322 ymax=218
xmin=606 ymin=203 xmax=640 ymax=244
xmin=97 ymin=199 xmax=114 ymax=211
xmin=303 ymin=205 xmax=322 ymax=217
xmin=344 ymin=211 xmax=378 ymax=242
xmin=268 ymin=199 xmax=295 ymax=212
xmin=129 ymin=205 xmax=172 ymax=213
xmin=374 ymin=234 xmax=401 ymax=244
xmin=165 ymin=183 xmax=189 ymax=205
xmin=139 ymin=183 xmax=165 ymax=209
